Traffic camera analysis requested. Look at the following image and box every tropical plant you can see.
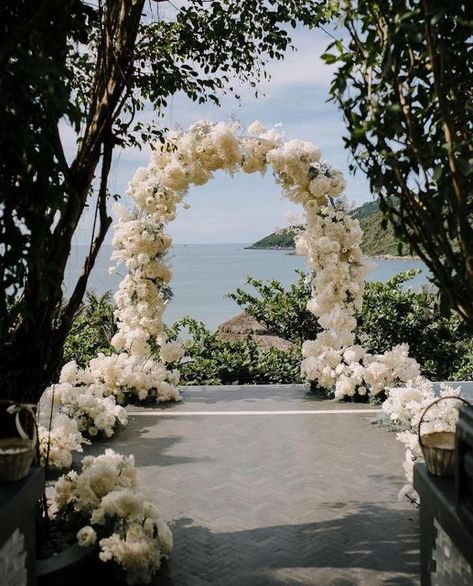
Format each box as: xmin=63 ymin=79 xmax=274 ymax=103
xmin=232 ymin=269 xmax=473 ymax=381
xmin=63 ymin=270 xmax=473 ymax=384
xmin=63 ymin=291 xmax=116 ymax=366
xmin=228 ymin=270 xmax=320 ymax=343
xmin=358 ymin=271 xmax=470 ymax=380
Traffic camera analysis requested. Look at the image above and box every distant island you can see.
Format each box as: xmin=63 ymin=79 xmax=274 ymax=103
xmin=248 ymin=200 xmax=416 ymax=258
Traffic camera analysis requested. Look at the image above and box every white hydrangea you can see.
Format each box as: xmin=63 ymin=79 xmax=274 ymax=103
xmin=160 ymin=341 xmax=185 ymax=364
xmin=87 ymin=353 xmax=182 ymax=403
xmin=38 ymin=413 xmax=86 ymax=470
xmin=41 ymin=380 xmax=128 ymax=439
xmin=54 ymin=450 xmax=172 ymax=585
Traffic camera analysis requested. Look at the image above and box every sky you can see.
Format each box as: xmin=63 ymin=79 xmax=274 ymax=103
xmin=70 ymin=9 xmax=371 ymax=246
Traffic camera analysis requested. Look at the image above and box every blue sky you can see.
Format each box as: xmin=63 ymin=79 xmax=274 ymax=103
xmin=71 ymin=20 xmax=371 ymax=246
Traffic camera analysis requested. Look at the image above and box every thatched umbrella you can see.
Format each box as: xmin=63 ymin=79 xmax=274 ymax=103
xmin=217 ymin=312 xmax=293 ymax=351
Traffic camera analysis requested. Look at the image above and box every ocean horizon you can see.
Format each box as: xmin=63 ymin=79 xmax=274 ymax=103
xmin=64 ymin=243 xmax=429 ymax=329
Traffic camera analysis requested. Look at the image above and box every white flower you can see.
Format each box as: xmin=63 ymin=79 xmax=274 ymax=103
xmin=247 ymin=121 xmax=267 ymax=135
xmin=77 ymin=526 xmax=97 ymax=547
xmin=38 ymin=413 xmax=86 ymax=470
xmin=160 ymin=342 xmax=185 ymax=364
xmin=101 ymin=489 xmax=147 ymax=521
xmin=60 ymin=361 xmax=79 ymax=384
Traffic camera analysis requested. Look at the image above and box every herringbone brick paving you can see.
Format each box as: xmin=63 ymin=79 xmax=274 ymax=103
xmin=93 ymin=385 xmax=420 ymax=585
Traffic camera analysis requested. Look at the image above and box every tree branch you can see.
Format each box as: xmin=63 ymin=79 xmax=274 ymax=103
xmin=57 ymin=131 xmax=114 ymax=345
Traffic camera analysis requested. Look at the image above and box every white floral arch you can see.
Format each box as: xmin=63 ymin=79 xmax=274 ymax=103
xmin=41 ymin=120 xmax=438 ymax=485
xmin=110 ymin=120 xmax=420 ymax=402
xmin=39 ymin=121 xmax=462 ymax=495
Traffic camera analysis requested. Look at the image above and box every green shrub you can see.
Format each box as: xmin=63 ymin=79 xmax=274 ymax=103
xmin=232 ymin=269 xmax=473 ymax=381
xmin=358 ymin=271 xmax=471 ymax=380
xmin=228 ymin=270 xmax=320 ymax=343
xmin=63 ymin=291 xmax=116 ymax=366
xmin=450 ymin=342 xmax=473 ymax=381
xmin=165 ymin=316 xmax=302 ymax=385
xmin=63 ymin=271 xmax=473 ymax=384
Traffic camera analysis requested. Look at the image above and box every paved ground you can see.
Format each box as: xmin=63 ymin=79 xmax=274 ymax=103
xmin=94 ymin=385 xmax=420 ymax=585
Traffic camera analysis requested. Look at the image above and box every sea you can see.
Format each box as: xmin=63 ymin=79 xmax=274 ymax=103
xmin=64 ymin=244 xmax=429 ymax=330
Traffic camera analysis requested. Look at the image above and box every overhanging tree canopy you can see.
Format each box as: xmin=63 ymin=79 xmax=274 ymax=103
xmin=0 ymin=0 xmax=328 ymax=408
xmin=324 ymin=0 xmax=473 ymax=326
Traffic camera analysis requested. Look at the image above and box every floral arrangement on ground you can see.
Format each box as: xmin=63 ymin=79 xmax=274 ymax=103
xmin=40 ymin=450 xmax=172 ymax=585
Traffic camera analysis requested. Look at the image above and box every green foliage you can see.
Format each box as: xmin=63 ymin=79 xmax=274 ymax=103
xmin=63 ymin=270 xmax=473 ymax=384
xmin=70 ymin=1 xmax=330 ymax=151
xmin=63 ymin=292 xmax=116 ymax=367
xmin=0 ymin=1 xmax=92 ymax=321
xmin=452 ymin=343 xmax=473 ymax=381
xmin=353 ymin=206 xmax=411 ymax=257
xmin=253 ymin=346 xmax=302 ymax=384
xmin=249 ymin=227 xmax=300 ymax=249
xmin=228 ymin=270 xmax=320 ymax=343
xmin=165 ymin=317 xmax=302 ymax=385
xmin=325 ymin=1 xmax=473 ymax=327
xmin=232 ymin=269 xmax=473 ymax=381
xmin=358 ymin=271 xmax=470 ymax=380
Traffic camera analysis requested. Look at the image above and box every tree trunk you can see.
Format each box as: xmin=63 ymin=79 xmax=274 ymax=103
xmin=0 ymin=0 xmax=145 ymax=437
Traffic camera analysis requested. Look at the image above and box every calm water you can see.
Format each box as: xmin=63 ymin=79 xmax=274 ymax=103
xmin=64 ymin=244 xmax=428 ymax=329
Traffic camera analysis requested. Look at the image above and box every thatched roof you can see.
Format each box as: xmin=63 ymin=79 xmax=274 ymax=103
xmin=218 ymin=312 xmax=272 ymax=335
xmin=217 ymin=312 xmax=293 ymax=351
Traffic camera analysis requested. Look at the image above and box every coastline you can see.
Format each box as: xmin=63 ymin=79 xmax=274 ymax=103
xmin=246 ymin=245 xmax=420 ymax=261
xmin=245 ymin=246 xmax=295 ymax=251
xmin=366 ymin=254 xmax=421 ymax=261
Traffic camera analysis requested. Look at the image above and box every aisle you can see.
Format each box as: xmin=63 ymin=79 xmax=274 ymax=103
xmin=97 ymin=385 xmax=420 ymax=585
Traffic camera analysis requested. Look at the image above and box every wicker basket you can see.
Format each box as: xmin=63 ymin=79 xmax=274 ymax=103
xmin=0 ymin=437 xmax=35 ymax=483
xmin=418 ymin=395 xmax=470 ymax=478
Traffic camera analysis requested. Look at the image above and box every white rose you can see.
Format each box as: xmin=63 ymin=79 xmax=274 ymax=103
xmin=247 ymin=121 xmax=267 ymax=135
xmin=77 ymin=526 xmax=97 ymax=547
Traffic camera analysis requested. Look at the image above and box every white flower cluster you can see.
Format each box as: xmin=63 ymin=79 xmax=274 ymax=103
xmin=47 ymin=362 xmax=128 ymax=438
xmin=92 ymin=196 xmax=186 ymax=405
xmin=302 ymin=338 xmax=421 ymax=400
xmin=111 ymin=205 xmax=173 ymax=357
xmin=38 ymin=348 xmax=182 ymax=467
xmin=86 ymin=353 xmax=182 ymax=403
xmin=58 ymin=353 xmax=181 ymax=406
xmin=38 ymin=413 xmax=86 ymax=470
xmin=383 ymin=379 xmax=462 ymax=486
xmin=37 ymin=360 xmax=130 ymax=469
xmin=54 ymin=449 xmax=173 ymax=585
xmin=114 ymin=120 xmax=283 ymax=358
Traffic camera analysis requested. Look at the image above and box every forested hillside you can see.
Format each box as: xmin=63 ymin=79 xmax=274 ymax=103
xmin=249 ymin=201 xmax=414 ymax=257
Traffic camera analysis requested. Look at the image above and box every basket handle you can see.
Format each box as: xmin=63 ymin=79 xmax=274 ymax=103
xmin=5 ymin=403 xmax=37 ymax=448
xmin=418 ymin=395 xmax=470 ymax=449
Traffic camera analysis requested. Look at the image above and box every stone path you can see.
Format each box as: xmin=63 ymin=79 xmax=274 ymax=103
xmin=98 ymin=385 xmax=420 ymax=585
